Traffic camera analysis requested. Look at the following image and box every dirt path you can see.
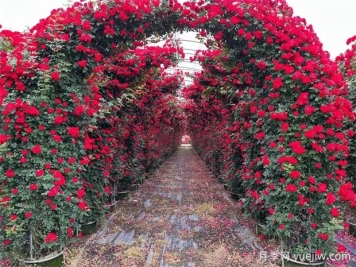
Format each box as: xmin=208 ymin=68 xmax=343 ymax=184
xmin=66 ymin=146 xmax=278 ymax=267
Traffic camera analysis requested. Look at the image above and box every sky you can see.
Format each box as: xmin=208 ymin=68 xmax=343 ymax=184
xmin=0 ymin=0 xmax=355 ymax=84
xmin=287 ymin=0 xmax=356 ymax=59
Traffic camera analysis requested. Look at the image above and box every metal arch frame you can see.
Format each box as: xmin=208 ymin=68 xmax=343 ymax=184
xmin=166 ymin=68 xmax=202 ymax=72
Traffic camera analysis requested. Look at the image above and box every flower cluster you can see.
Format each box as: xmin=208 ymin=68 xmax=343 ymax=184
xmin=336 ymin=36 xmax=356 ymax=209
xmin=0 ymin=0 xmax=184 ymax=261
xmin=183 ymin=0 xmax=354 ymax=258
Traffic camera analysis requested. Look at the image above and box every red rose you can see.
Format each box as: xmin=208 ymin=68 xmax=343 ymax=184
xmin=12 ymin=188 xmax=18 ymax=194
xmin=44 ymin=163 xmax=51 ymax=169
xmin=82 ymin=20 xmax=91 ymax=31
xmin=67 ymin=227 xmax=74 ymax=237
xmin=29 ymin=184 xmax=38 ymax=191
xmin=326 ymin=193 xmax=336 ymax=205
xmin=31 ymin=145 xmax=42 ymax=154
xmin=50 ymin=72 xmax=60 ymax=81
xmin=77 ymin=59 xmax=87 ymax=68
xmin=286 ymin=184 xmax=298 ymax=192
xmin=67 ymin=127 xmax=80 ymax=138
xmin=35 ymin=169 xmax=44 ymax=177
xmin=45 ymin=233 xmax=58 ymax=243
xmin=272 ymin=77 xmax=283 ymax=90
xmin=317 ymin=183 xmax=327 ymax=193
xmin=337 ymin=244 xmax=346 ymax=253
xmin=48 ymin=186 xmax=59 ymax=197
xmin=307 ymin=208 xmax=314 ymax=214
xmin=53 ymin=171 xmax=66 ymax=186
xmin=318 ymin=233 xmax=328 ymax=241
xmin=307 ymin=176 xmax=316 ymax=184
xmin=76 ymin=188 xmax=86 ymax=199
xmin=6 ymin=169 xmax=15 ymax=178
xmin=256 ymin=61 xmax=266 ymax=70
xmin=290 ymin=170 xmax=301 ymax=179
xmin=0 ymin=134 xmax=9 ymax=144
xmin=347 ymin=130 xmax=355 ymax=137
xmin=78 ymin=201 xmax=88 ymax=211
xmin=25 ymin=212 xmax=32 ymax=218
xmin=54 ymin=115 xmax=65 ymax=125
xmin=330 ymin=208 xmax=340 ymax=217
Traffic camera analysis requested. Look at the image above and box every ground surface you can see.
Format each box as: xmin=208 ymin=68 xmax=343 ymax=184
xmin=65 ymin=146 xmax=279 ymax=267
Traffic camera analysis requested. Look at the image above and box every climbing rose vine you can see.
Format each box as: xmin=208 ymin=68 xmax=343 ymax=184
xmin=182 ymin=0 xmax=355 ymax=258
xmin=0 ymin=0 xmax=183 ymax=261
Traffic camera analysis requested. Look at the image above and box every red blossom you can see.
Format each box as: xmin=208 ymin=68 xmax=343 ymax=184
xmin=77 ymin=59 xmax=87 ymax=68
xmin=48 ymin=186 xmax=59 ymax=197
xmin=31 ymin=144 xmax=42 ymax=154
xmin=330 ymin=207 xmax=340 ymax=217
xmin=318 ymin=233 xmax=328 ymax=241
xmin=35 ymin=169 xmax=44 ymax=177
xmin=54 ymin=115 xmax=66 ymax=125
xmin=317 ymin=183 xmax=327 ymax=193
xmin=78 ymin=200 xmax=88 ymax=211
xmin=337 ymin=244 xmax=346 ymax=252
xmin=272 ymin=77 xmax=283 ymax=90
xmin=280 ymin=122 xmax=289 ymax=132
xmin=325 ymin=192 xmax=336 ymax=205
xmin=290 ymin=170 xmax=301 ymax=179
xmin=45 ymin=233 xmax=58 ymax=243
xmin=76 ymin=188 xmax=86 ymax=199
xmin=82 ymin=20 xmax=91 ymax=31
xmin=296 ymin=92 xmax=308 ymax=106
xmin=50 ymin=72 xmax=60 ymax=81
xmin=67 ymin=227 xmax=74 ymax=237
xmin=289 ymin=141 xmax=306 ymax=155
xmin=53 ymin=171 xmax=66 ymax=186
xmin=29 ymin=184 xmax=38 ymax=191
xmin=67 ymin=127 xmax=80 ymax=138
xmin=286 ymin=184 xmax=298 ymax=192
xmin=304 ymin=105 xmax=316 ymax=116
xmin=0 ymin=134 xmax=9 ymax=144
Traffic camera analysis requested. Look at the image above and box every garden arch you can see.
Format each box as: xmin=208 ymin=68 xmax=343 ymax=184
xmin=0 ymin=0 xmax=354 ymax=261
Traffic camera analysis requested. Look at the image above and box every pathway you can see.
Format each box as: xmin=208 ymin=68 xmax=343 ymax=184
xmin=66 ymin=146 xmax=278 ymax=267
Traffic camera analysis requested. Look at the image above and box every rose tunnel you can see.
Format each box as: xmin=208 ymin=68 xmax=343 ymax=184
xmin=0 ymin=0 xmax=355 ymax=264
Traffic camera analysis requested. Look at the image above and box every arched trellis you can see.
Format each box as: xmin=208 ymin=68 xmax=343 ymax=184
xmin=0 ymin=0 xmax=354 ymax=262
